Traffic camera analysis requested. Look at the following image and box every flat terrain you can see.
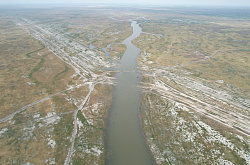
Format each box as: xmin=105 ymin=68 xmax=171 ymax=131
xmin=0 ymin=6 xmax=127 ymax=164
xmin=132 ymin=7 xmax=250 ymax=164
xmin=0 ymin=5 xmax=249 ymax=165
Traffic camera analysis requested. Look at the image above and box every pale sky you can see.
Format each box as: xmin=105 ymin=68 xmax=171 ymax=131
xmin=0 ymin=0 xmax=250 ymax=7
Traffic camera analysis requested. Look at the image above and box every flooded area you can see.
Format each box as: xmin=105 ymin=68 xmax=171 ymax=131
xmin=102 ymin=44 xmax=113 ymax=57
xmin=105 ymin=21 xmax=154 ymax=165
xmin=89 ymin=43 xmax=96 ymax=49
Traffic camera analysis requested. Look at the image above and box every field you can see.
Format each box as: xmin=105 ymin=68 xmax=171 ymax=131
xmin=0 ymin=6 xmax=130 ymax=164
xmin=132 ymin=7 xmax=250 ymax=164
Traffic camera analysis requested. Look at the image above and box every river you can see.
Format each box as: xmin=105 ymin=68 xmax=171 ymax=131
xmin=105 ymin=21 xmax=155 ymax=165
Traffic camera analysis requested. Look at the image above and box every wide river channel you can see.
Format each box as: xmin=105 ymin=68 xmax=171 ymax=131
xmin=105 ymin=21 xmax=155 ymax=164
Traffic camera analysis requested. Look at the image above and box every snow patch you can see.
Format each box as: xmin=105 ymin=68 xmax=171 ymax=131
xmin=84 ymin=146 xmax=103 ymax=157
xmin=217 ymin=157 xmax=234 ymax=165
xmin=48 ymin=138 xmax=56 ymax=148
xmin=45 ymin=158 xmax=56 ymax=165
xmin=77 ymin=118 xmax=84 ymax=128
xmin=43 ymin=111 xmax=60 ymax=125
xmin=0 ymin=128 xmax=8 ymax=136
xmin=91 ymin=146 xmax=103 ymax=156
xmin=216 ymin=80 xmax=224 ymax=84
xmin=175 ymin=102 xmax=190 ymax=112
xmin=198 ymin=121 xmax=250 ymax=164
xmin=27 ymin=82 xmax=35 ymax=85
xmin=33 ymin=113 xmax=40 ymax=118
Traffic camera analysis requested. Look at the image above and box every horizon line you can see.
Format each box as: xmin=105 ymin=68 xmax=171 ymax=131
xmin=0 ymin=3 xmax=250 ymax=8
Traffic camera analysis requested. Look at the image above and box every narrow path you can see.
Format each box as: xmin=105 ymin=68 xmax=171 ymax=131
xmin=64 ymin=83 xmax=94 ymax=165
xmin=0 ymin=84 xmax=87 ymax=124
xmin=156 ymin=38 xmax=176 ymax=64
xmin=210 ymin=49 xmax=250 ymax=58
xmin=179 ymin=48 xmax=250 ymax=68
xmin=142 ymin=77 xmax=250 ymax=137
xmin=0 ymin=90 xmax=65 ymax=124
xmin=166 ymin=48 xmax=250 ymax=69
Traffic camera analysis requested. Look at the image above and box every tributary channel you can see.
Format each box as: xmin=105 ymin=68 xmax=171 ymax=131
xmin=105 ymin=21 xmax=155 ymax=165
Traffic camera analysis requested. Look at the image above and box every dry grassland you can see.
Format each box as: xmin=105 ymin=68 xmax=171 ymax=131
xmin=134 ymin=8 xmax=250 ymax=164
xmin=0 ymin=7 xmax=120 ymax=164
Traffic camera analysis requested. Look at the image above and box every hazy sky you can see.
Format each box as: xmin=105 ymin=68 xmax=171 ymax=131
xmin=1 ymin=0 xmax=250 ymax=6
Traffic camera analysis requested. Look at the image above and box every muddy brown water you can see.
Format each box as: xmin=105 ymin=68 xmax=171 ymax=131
xmin=105 ymin=21 xmax=155 ymax=165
